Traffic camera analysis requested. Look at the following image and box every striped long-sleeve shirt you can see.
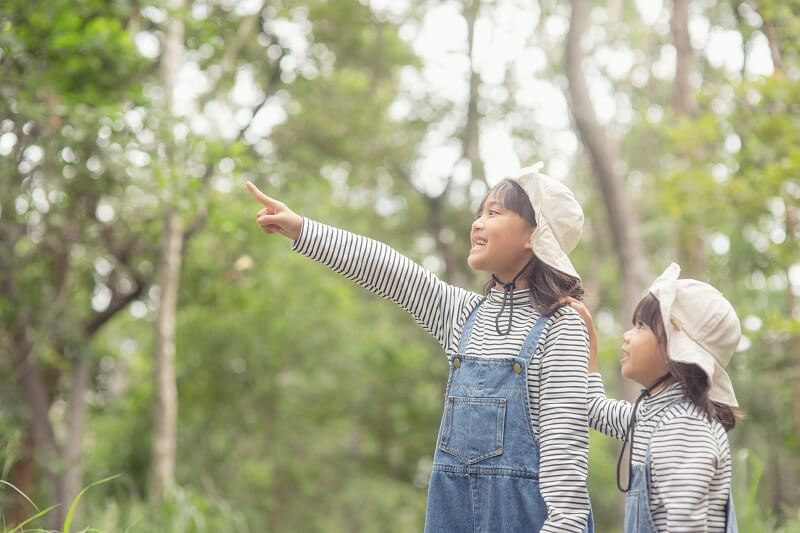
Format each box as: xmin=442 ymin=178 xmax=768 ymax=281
xmin=588 ymin=375 xmax=733 ymax=532
xmin=291 ymin=218 xmax=591 ymax=533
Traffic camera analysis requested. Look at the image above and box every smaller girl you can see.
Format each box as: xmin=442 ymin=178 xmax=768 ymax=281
xmin=569 ymin=263 xmax=740 ymax=533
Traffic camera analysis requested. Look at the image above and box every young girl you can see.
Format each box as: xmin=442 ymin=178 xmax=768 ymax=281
xmin=246 ymin=164 xmax=594 ymax=533
xmin=569 ymin=263 xmax=740 ymax=532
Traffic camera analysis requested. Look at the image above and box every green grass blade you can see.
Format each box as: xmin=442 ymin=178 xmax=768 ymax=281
xmin=62 ymin=474 xmax=120 ymax=533
xmin=0 ymin=479 xmax=41 ymax=512
xmin=8 ymin=504 xmax=59 ymax=533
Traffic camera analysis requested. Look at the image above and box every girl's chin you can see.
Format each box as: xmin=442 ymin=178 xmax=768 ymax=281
xmin=467 ymin=255 xmax=488 ymax=271
xmin=620 ymin=361 xmax=634 ymax=381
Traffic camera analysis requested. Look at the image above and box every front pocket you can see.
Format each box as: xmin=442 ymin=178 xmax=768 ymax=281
xmin=439 ymin=396 xmax=507 ymax=464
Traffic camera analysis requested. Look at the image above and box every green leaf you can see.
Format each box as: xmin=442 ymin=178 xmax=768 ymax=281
xmin=62 ymin=474 xmax=120 ymax=533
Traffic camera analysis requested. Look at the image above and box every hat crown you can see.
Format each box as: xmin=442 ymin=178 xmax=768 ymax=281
xmin=671 ymin=279 xmax=741 ymax=367
xmin=517 ymin=170 xmax=584 ymax=252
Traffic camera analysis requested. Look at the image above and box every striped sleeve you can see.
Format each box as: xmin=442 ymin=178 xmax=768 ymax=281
xmin=587 ymin=372 xmax=633 ymax=440
xmin=537 ymin=308 xmax=591 ymax=533
xmin=291 ymin=218 xmax=480 ymax=352
xmin=649 ymin=415 xmax=719 ymax=532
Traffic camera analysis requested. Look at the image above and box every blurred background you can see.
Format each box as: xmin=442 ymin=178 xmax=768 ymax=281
xmin=1 ymin=0 xmax=799 ymax=531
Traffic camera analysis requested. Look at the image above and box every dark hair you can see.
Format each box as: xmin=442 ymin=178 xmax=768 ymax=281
xmin=478 ymin=178 xmax=584 ymax=314
xmin=633 ymin=293 xmax=741 ymax=431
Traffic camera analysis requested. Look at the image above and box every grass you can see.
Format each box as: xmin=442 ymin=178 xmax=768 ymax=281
xmin=1 ymin=475 xmax=118 ymax=533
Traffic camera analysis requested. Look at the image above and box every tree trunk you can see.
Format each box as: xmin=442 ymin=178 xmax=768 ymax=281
xmin=58 ymin=355 xmax=92 ymax=525
xmin=422 ymin=0 xmax=485 ymax=287
xmin=150 ymin=0 xmax=186 ymax=502
xmin=671 ymin=0 xmax=705 ymax=278
xmin=565 ymin=0 xmax=649 ymax=325
xmin=784 ymin=186 xmax=800 ymax=442
xmin=463 ymin=0 xmax=485 ymax=185
xmin=151 ymin=211 xmax=183 ymax=501
xmin=671 ymin=0 xmax=694 ymax=116
xmin=5 ymin=431 xmax=34 ymax=527
xmin=565 ymin=3 xmax=650 ymax=522
xmin=758 ymin=11 xmax=785 ymax=75
xmin=9 ymin=331 xmax=67 ymax=527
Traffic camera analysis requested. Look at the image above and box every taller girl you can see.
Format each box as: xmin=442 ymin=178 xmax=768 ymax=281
xmin=246 ymin=164 xmax=594 ymax=533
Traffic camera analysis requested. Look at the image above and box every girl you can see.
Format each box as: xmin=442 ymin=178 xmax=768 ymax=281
xmin=569 ymin=263 xmax=740 ymax=532
xmin=246 ymin=163 xmax=594 ymax=533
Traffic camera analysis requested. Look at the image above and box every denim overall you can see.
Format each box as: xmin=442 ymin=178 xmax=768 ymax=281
xmin=624 ymin=401 xmax=738 ymax=533
xmin=424 ymin=302 xmax=594 ymax=532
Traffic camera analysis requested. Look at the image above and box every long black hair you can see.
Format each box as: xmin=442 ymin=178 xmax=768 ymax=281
xmin=477 ymin=178 xmax=584 ymax=314
xmin=633 ymin=293 xmax=741 ymax=431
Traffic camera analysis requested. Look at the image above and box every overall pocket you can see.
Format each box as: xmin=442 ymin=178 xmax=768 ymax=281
xmin=439 ymin=396 xmax=507 ymax=464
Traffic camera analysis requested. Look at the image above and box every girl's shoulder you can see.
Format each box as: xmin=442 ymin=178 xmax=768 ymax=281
xmin=654 ymin=401 xmax=730 ymax=451
xmin=541 ymin=304 xmax=588 ymax=337
xmin=546 ymin=303 xmax=584 ymax=324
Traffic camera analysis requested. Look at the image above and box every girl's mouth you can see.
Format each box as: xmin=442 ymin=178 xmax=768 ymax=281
xmin=470 ymin=239 xmax=487 ymax=252
xmin=620 ymin=349 xmax=630 ymax=364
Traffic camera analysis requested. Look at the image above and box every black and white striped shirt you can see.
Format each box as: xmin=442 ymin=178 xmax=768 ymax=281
xmin=291 ymin=218 xmax=591 ymax=533
xmin=588 ymin=376 xmax=733 ymax=532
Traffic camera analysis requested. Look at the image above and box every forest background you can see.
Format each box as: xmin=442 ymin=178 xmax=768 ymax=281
xmin=1 ymin=0 xmax=799 ymax=530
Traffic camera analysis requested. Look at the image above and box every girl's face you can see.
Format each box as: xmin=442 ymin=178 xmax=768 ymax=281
xmin=468 ymin=190 xmax=535 ymax=281
xmin=620 ymin=320 xmax=671 ymax=389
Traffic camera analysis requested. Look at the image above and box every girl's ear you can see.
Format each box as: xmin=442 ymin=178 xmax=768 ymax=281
xmin=523 ymin=227 xmax=535 ymax=250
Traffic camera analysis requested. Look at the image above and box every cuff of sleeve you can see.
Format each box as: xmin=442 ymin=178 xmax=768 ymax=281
xmin=290 ymin=217 xmax=311 ymax=253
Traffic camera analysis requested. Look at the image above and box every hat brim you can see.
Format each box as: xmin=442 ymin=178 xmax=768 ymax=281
xmin=665 ymin=306 xmax=739 ymax=407
xmin=531 ymin=223 xmax=581 ymax=280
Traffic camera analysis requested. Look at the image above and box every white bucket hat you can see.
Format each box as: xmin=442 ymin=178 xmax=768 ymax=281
xmin=648 ymin=263 xmax=741 ymax=407
xmin=514 ymin=163 xmax=584 ymax=280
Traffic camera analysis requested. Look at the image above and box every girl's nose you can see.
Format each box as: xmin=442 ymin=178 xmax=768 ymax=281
xmin=622 ymin=329 xmax=632 ymax=344
xmin=472 ymin=218 xmax=484 ymax=231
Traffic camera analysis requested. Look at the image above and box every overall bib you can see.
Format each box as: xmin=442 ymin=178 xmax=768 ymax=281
xmin=624 ymin=401 xmax=738 ymax=533
xmin=424 ymin=302 xmax=594 ymax=532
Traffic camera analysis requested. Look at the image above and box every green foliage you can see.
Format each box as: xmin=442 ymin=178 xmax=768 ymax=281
xmin=1 ymin=0 xmax=145 ymax=104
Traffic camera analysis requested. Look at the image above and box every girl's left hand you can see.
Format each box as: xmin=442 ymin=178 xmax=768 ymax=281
xmin=562 ymin=298 xmax=599 ymax=373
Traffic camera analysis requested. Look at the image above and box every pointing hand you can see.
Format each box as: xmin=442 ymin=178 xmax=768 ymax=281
xmin=246 ymin=182 xmax=303 ymax=241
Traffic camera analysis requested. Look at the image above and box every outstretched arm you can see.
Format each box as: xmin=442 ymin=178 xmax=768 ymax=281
xmin=246 ymin=182 xmax=480 ymax=352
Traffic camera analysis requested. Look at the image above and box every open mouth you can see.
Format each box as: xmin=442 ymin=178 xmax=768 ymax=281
xmin=471 ymin=238 xmax=487 ymax=248
xmin=620 ymin=349 xmax=630 ymax=364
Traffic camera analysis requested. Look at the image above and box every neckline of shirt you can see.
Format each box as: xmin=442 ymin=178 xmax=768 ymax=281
xmin=639 ymin=382 xmax=687 ymax=421
xmin=486 ymin=287 xmax=532 ymax=305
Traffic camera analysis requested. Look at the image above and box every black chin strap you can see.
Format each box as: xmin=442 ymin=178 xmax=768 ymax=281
xmin=616 ymin=373 xmax=672 ymax=492
xmin=491 ymin=255 xmax=536 ymax=336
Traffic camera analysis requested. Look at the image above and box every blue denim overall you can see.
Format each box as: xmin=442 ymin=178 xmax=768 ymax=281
xmin=424 ymin=302 xmax=594 ymax=532
xmin=624 ymin=401 xmax=738 ymax=533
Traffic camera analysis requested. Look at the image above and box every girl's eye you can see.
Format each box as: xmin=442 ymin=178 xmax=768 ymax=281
xmin=489 ymin=209 xmax=500 ymax=216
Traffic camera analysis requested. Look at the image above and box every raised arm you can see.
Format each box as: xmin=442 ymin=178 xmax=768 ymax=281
xmin=246 ymin=182 xmax=480 ymax=351
xmin=568 ymin=299 xmax=634 ymax=439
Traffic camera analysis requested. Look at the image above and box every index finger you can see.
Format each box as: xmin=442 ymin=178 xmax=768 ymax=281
xmin=246 ymin=181 xmax=274 ymax=207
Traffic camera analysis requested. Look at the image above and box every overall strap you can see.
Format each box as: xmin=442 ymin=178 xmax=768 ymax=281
xmin=457 ymin=298 xmax=485 ymax=354
xmin=518 ymin=312 xmax=552 ymax=365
